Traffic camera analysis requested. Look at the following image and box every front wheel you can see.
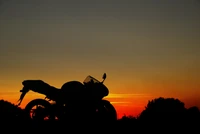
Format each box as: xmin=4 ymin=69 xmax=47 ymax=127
xmin=24 ymin=99 xmax=54 ymax=121
xmin=58 ymin=100 xmax=117 ymax=123
xmin=95 ymin=100 xmax=117 ymax=122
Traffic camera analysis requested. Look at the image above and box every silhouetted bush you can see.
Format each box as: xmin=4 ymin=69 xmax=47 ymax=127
xmin=120 ymin=115 xmax=136 ymax=121
xmin=186 ymin=106 xmax=200 ymax=122
xmin=138 ymin=97 xmax=187 ymax=123
xmin=0 ymin=99 xmax=24 ymax=121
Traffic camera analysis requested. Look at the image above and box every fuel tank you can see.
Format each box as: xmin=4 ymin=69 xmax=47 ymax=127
xmin=60 ymin=81 xmax=85 ymax=100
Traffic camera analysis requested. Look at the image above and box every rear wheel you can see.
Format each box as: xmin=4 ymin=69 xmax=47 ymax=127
xmin=24 ymin=99 xmax=55 ymax=121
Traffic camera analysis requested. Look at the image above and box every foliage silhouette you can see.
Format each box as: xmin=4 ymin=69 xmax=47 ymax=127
xmin=0 ymin=99 xmax=22 ymax=120
xmin=136 ymin=97 xmax=200 ymax=132
xmin=138 ymin=97 xmax=186 ymax=122
xmin=186 ymin=106 xmax=200 ymax=122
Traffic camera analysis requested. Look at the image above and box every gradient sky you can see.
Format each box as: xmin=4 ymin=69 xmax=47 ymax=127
xmin=0 ymin=0 xmax=200 ymax=118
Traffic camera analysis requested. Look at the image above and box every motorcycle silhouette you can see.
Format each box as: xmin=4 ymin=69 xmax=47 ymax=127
xmin=17 ymin=73 xmax=117 ymax=122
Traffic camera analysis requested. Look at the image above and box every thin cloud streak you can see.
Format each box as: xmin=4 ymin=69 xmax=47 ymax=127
xmin=111 ymin=101 xmax=131 ymax=104
xmin=106 ymin=93 xmax=153 ymax=98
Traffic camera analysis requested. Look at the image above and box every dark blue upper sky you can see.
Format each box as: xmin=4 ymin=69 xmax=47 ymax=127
xmin=0 ymin=0 xmax=200 ymax=105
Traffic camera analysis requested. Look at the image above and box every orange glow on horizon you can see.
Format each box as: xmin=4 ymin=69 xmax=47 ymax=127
xmin=1 ymin=91 xmax=200 ymax=119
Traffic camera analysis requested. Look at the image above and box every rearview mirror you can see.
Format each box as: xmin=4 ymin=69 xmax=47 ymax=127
xmin=102 ymin=73 xmax=106 ymax=80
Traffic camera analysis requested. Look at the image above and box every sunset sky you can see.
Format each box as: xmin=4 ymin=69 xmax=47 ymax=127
xmin=0 ymin=0 xmax=200 ymax=118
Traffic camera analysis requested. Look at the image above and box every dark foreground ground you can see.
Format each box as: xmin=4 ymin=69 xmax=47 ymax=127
xmin=1 ymin=118 xmax=199 ymax=133
xmin=1 ymin=98 xmax=199 ymax=133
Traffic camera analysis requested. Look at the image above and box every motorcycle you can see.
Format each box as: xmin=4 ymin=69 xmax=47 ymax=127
xmin=17 ymin=73 xmax=117 ymax=122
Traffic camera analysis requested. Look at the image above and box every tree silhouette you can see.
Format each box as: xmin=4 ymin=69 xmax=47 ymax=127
xmin=138 ymin=97 xmax=187 ymax=123
xmin=186 ymin=106 xmax=200 ymax=122
xmin=0 ymin=99 xmax=24 ymax=121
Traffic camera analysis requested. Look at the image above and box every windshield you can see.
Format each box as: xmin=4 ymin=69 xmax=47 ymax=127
xmin=83 ymin=75 xmax=100 ymax=84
